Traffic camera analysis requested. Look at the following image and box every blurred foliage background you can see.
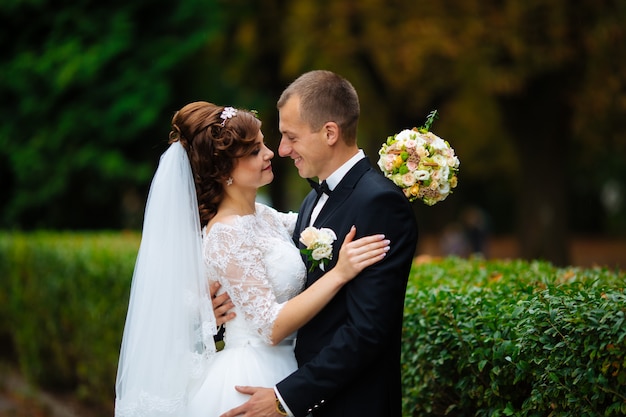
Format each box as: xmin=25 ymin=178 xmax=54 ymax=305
xmin=1 ymin=0 xmax=625 ymax=266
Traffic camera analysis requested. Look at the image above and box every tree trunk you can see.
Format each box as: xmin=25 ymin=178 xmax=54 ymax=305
xmin=498 ymin=71 xmax=573 ymax=266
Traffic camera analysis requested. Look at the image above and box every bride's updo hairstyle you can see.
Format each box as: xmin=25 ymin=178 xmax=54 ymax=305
xmin=168 ymin=101 xmax=261 ymax=226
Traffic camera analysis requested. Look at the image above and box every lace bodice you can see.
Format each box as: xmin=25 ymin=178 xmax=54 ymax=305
xmin=202 ymin=203 xmax=306 ymax=346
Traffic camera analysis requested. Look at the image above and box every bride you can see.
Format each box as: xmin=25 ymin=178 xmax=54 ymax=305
xmin=114 ymin=102 xmax=390 ymax=416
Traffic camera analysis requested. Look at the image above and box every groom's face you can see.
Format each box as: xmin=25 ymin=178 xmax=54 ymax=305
xmin=278 ymin=96 xmax=330 ymax=180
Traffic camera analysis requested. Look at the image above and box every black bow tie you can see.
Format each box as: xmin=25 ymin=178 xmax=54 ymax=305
xmin=307 ymin=179 xmax=332 ymax=196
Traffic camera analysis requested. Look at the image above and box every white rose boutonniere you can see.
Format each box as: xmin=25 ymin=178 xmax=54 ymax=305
xmin=299 ymin=226 xmax=337 ymax=272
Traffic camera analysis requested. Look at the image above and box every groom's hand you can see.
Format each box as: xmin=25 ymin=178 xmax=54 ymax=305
xmin=210 ymin=282 xmax=236 ymax=327
xmin=219 ymin=386 xmax=281 ymax=417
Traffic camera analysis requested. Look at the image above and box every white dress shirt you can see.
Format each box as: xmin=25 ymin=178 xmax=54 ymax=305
xmin=309 ymin=150 xmax=365 ymax=225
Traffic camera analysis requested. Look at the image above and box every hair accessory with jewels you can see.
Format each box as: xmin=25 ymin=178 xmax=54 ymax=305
xmin=220 ymin=107 xmax=238 ymax=126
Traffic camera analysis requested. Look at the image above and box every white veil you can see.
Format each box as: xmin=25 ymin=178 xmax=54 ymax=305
xmin=115 ymin=141 xmax=217 ymax=417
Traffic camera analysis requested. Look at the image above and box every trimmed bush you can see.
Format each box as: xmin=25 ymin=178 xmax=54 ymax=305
xmin=1 ymin=234 xmax=624 ymax=415
xmin=402 ymin=257 xmax=626 ymax=416
xmin=0 ymin=232 xmax=139 ymax=410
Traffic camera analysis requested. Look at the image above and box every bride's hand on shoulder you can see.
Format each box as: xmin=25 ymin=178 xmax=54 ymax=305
xmin=334 ymin=226 xmax=390 ymax=283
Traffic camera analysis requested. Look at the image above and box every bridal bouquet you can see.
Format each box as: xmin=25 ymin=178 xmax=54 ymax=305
xmin=377 ymin=110 xmax=460 ymax=206
xmin=299 ymin=226 xmax=337 ymax=272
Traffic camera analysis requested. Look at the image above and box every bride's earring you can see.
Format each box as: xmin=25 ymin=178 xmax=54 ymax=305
xmin=226 ymin=177 xmax=233 ymax=186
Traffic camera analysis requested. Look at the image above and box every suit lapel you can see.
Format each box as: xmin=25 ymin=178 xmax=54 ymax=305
xmin=294 ymin=190 xmax=318 ymax=247
xmin=313 ymin=157 xmax=372 ymax=227
xmin=300 ymin=192 xmax=318 ymax=232
xmin=300 ymin=157 xmax=373 ymax=283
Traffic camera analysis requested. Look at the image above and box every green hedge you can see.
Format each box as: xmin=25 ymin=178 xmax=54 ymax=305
xmin=0 ymin=232 xmax=139 ymax=411
xmin=402 ymin=257 xmax=626 ymax=416
xmin=0 ymin=233 xmax=625 ymax=415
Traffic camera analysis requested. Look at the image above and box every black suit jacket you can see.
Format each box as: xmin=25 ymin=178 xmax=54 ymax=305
xmin=276 ymin=157 xmax=418 ymax=417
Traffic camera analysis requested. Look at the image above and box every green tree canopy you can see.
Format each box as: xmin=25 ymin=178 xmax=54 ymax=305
xmin=0 ymin=0 xmax=222 ymax=229
xmin=232 ymin=0 xmax=626 ymax=264
xmin=1 ymin=0 xmax=624 ymax=266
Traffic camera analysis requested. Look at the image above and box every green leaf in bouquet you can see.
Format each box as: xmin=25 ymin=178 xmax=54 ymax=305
xmin=418 ymin=109 xmax=439 ymax=133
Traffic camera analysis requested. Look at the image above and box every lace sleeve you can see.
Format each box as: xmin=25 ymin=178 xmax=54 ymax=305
xmin=277 ymin=211 xmax=298 ymax=235
xmin=204 ymin=220 xmax=285 ymax=344
xmin=256 ymin=203 xmax=298 ymax=236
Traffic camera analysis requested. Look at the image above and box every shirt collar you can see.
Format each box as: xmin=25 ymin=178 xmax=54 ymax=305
xmin=324 ymin=149 xmax=365 ymax=191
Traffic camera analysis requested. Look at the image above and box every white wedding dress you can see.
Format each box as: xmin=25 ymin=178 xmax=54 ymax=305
xmin=187 ymin=203 xmax=306 ymax=416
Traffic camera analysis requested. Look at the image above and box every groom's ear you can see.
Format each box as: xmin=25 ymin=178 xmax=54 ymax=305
xmin=323 ymin=121 xmax=340 ymax=146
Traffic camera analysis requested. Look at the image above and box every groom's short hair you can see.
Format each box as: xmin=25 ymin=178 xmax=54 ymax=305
xmin=278 ymin=70 xmax=360 ymax=145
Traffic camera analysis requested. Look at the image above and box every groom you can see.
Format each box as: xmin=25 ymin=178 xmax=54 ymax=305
xmin=221 ymin=70 xmax=418 ymax=417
